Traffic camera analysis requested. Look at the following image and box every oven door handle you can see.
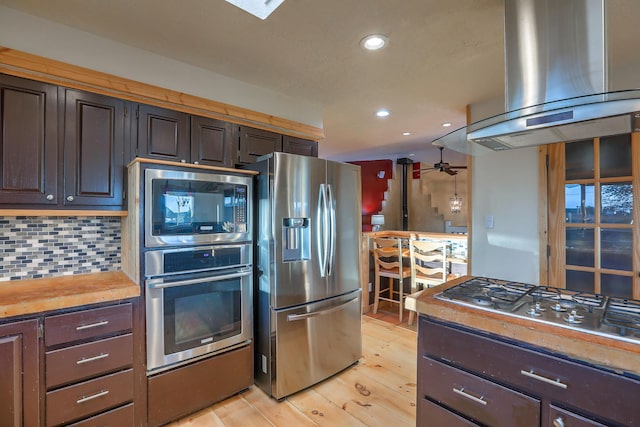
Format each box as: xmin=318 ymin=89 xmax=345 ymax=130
xmin=147 ymin=270 xmax=252 ymax=289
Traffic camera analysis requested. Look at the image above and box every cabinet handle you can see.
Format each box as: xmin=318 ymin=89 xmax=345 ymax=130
xmin=46 ymin=194 xmax=54 ymax=201
xmin=76 ymin=353 xmax=109 ymax=365
xmin=76 ymin=389 xmax=109 ymax=404
xmin=66 ymin=195 xmax=74 ymax=202
xmin=553 ymin=417 xmax=565 ymax=427
xmin=452 ymin=387 xmax=487 ymax=406
xmin=520 ymin=370 xmax=568 ymax=389
xmin=76 ymin=320 xmax=109 ymax=331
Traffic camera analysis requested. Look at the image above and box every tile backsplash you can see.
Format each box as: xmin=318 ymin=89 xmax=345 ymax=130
xmin=0 ymin=216 xmax=121 ymax=281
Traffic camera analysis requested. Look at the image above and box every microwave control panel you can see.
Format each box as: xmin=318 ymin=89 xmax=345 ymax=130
xmin=235 ymin=186 xmax=247 ymax=226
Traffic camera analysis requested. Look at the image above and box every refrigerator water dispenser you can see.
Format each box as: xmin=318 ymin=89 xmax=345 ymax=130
xmin=282 ymin=218 xmax=310 ymax=261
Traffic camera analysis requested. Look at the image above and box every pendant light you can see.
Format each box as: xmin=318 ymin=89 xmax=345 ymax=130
xmin=449 ymin=176 xmax=463 ymax=214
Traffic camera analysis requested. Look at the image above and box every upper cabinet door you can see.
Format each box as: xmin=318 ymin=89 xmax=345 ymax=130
xmin=136 ymin=104 xmax=189 ymax=162
xmin=63 ymin=89 xmax=125 ymax=207
xmin=0 ymin=74 xmax=58 ymax=204
xmin=238 ymin=126 xmax=282 ymax=165
xmin=190 ymin=116 xmax=237 ymax=167
xmin=282 ymin=136 xmax=318 ymax=158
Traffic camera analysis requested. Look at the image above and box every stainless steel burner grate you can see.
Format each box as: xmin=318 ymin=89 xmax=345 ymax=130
xmin=435 ymin=277 xmax=640 ymax=344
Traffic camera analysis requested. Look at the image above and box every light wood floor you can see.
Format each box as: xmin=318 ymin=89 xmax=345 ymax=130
xmin=169 ymin=315 xmax=418 ymax=427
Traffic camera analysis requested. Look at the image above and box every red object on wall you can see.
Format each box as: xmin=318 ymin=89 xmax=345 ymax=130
xmin=413 ymin=162 xmax=421 ymax=179
xmin=348 ymin=159 xmax=393 ymax=231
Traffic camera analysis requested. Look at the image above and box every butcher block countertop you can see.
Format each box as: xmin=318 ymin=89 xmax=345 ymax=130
xmin=415 ymin=276 xmax=640 ymax=376
xmin=0 ymin=271 xmax=139 ymax=319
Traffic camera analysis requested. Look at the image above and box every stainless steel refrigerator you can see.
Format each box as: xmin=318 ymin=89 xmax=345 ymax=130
xmin=248 ymin=152 xmax=362 ymax=399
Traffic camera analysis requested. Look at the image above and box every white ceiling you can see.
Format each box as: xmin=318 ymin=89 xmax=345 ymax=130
xmin=1 ymin=0 xmax=638 ymax=165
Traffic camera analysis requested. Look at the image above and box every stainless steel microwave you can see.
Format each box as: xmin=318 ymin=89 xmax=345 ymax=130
xmin=144 ymin=168 xmax=252 ymax=248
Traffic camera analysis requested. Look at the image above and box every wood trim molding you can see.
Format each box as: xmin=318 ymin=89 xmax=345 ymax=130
xmin=128 ymin=158 xmax=259 ymax=175
xmin=538 ymin=145 xmax=549 ymax=285
xmin=0 ymin=46 xmax=325 ymax=141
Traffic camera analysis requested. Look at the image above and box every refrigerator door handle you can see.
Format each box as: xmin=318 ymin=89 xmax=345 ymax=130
xmin=317 ymin=183 xmax=328 ymax=277
xmin=326 ymin=184 xmax=336 ymax=276
xmin=286 ymin=296 xmax=359 ymax=321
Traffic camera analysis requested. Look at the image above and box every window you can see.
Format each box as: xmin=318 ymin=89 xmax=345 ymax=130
xmin=547 ymin=133 xmax=639 ymax=299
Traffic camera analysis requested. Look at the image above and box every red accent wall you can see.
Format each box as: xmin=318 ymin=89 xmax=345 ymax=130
xmin=348 ymin=160 xmax=393 ymax=231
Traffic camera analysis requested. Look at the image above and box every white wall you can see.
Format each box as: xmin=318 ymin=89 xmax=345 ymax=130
xmin=0 ymin=5 xmax=323 ymax=129
xmin=471 ymin=147 xmax=540 ymax=284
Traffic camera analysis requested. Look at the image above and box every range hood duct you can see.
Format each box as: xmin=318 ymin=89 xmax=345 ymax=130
xmin=435 ymin=0 xmax=640 ymax=154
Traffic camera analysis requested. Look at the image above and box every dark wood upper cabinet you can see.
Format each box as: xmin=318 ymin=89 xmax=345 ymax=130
xmin=238 ymin=126 xmax=282 ymax=165
xmin=282 ymin=135 xmax=318 ymax=157
xmin=0 ymin=319 xmax=40 ymax=427
xmin=190 ymin=116 xmax=237 ymax=167
xmin=63 ymin=89 xmax=125 ymax=206
xmin=0 ymin=74 xmax=58 ymax=204
xmin=136 ymin=104 xmax=189 ymax=162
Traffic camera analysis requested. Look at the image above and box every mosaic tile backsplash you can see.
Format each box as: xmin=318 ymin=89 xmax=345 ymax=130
xmin=0 ymin=217 xmax=121 ymax=281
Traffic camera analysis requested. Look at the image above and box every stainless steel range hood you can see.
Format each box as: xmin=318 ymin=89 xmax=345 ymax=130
xmin=435 ymin=0 xmax=640 ymax=154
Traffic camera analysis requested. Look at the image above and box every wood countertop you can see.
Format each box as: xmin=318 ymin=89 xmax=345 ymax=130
xmin=0 ymin=271 xmax=140 ymax=319
xmin=415 ymin=276 xmax=640 ymax=376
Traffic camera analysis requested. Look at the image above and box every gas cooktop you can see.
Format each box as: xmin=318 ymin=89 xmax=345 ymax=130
xmin=435 ymin=277 xmax=640 ymax=345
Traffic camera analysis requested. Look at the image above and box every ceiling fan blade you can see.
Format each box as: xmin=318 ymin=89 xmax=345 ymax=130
xmin=449 ymin=166 xmax=467 ymax=169
xmin=444 ymin=168 xmax=457 ymax=176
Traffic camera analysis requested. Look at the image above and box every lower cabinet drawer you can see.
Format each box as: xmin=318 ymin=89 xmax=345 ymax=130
xmin=45 ymin=303 xmax=132 ymax=347
xmin=66 ymin=403 xmax=134 ymax=427
xmin=549 ymin=405 xmax=608 ymax=427
xmin=418 ymin=397 xmax=480 ymax=426
xmin=46 ymin=369 xmax=133 ymax=427
xmin=420 ymin=358 xmax=540 ymax=427
xmin=46 ymin=334 xmax=133 ymax=388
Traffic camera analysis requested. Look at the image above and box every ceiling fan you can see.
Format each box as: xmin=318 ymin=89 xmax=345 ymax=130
xmin=420 ymin=146 xmax=467 ymax=176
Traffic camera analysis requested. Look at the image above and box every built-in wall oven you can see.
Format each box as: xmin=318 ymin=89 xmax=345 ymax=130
xmin=144 ymin=168 xmax=251 ymax=248
xmin=144 ymin=243 xmax=253 ymax=373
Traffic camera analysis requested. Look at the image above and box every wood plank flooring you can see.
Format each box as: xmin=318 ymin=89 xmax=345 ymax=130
xmin=169 ymin=315 xmax=417 ymax=427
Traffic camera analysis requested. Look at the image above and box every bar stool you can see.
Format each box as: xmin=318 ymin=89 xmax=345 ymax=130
xmin=405 ymin=239 xmax=448 ymax=326
xmin=372 ymin=237 xmax=411 ymax=322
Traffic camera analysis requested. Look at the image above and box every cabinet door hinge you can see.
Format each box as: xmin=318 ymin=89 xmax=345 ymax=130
xmin=124 ymin=106 xmax=128 ymax=118
xmin=37 ymin=322 xmax=44 ymax=339
xmin=136 ymin=107 xmax=140 ymax=119
xmin=547 ymin=244 xmax=551 ymax=259
xmin=123 ymin=191 xmax=126 ymax=201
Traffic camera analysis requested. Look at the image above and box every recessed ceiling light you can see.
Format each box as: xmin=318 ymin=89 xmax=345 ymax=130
xmin=403 ymin=132 xmax=411 ymax=136
xmin=442 ymin=122 xmax=452 ymax=127
xmin=360 ymin=34 xmax=389 ymax=51
xmin=376 ymin=109 xmax=390 ymax=118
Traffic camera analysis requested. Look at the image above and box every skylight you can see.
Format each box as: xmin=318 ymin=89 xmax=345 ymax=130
xmin=225 ymin=0 xmax=286 ymax=20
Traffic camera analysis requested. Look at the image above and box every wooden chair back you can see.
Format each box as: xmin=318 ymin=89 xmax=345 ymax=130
xmin=409 ymin=239 xmax=448 ymax=290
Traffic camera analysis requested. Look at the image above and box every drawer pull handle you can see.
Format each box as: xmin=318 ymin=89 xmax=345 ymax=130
xmin=520 ymin=370 xmax=568 ymax=389
xmin=452 ymin=387 xmax=487 ymax=406
xmin=76 ymin=353 xmax=109 ymax=365
xmin=76 ymin=389 xmax=109 ymax=404
xmin=76 ymin=320 xmax=109 ymax=331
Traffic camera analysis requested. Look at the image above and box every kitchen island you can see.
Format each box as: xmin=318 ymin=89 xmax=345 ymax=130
xmin=414 ymin=276 xmax=639 ymax=427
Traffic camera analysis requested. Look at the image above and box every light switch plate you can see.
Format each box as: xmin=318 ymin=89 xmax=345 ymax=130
xmin=485 ymin=215 xmax=495 ymax=229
